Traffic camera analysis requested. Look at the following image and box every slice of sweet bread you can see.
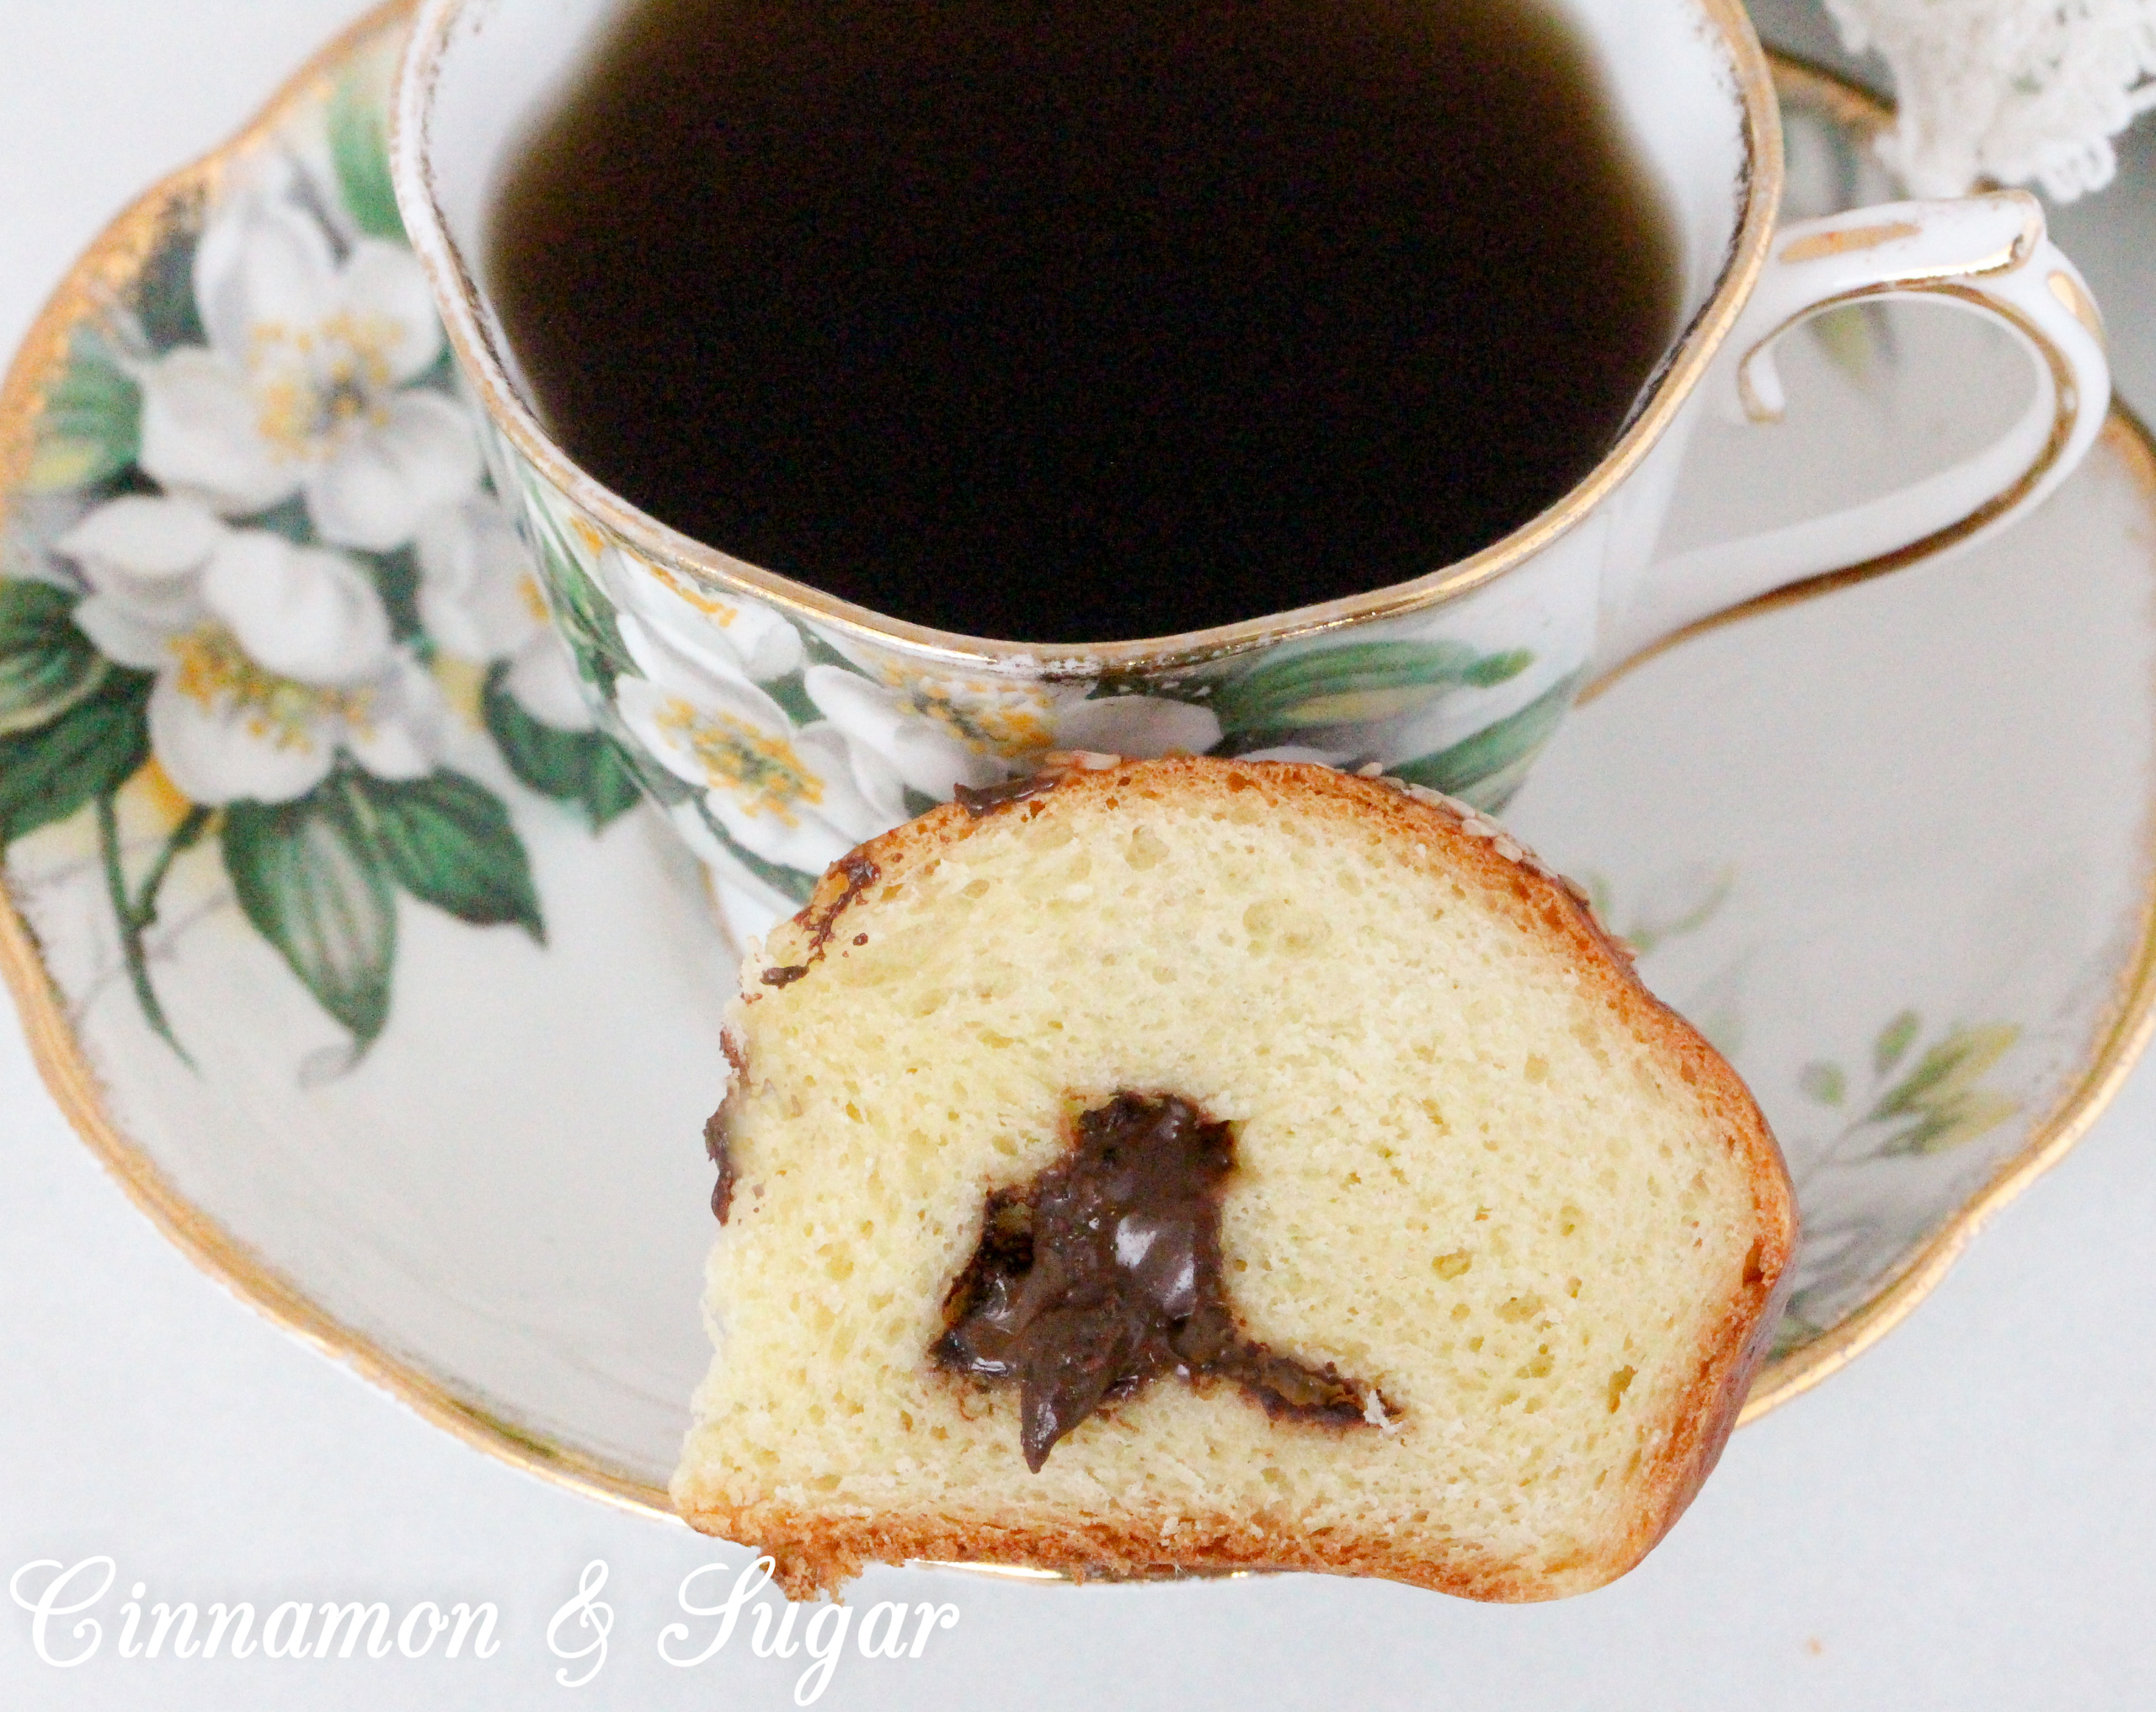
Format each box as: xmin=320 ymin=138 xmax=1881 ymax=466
xmin=673 ymin=755 xmax=1795 ymax=1600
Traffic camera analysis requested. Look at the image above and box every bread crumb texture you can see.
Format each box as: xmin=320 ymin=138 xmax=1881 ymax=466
xmin=673 ymin=759 xmax=1794 ymax=1600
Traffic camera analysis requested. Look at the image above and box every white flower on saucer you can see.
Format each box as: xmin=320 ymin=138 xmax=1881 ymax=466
xmin=136 ymin=192 xmax=480 ymax=551
xmin=58 ymin=494 xmax=443 ymax=804
xmin=615 ymin=620 xmax=883 ymax=872
xmin=415 ymin=496 xmax=593 ymax=730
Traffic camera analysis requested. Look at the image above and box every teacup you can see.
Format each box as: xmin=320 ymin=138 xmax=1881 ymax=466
xmin=392 ymin=0 xmax=2109 ymax=944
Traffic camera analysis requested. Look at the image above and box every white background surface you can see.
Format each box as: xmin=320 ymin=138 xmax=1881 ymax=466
xmin=3 ymin=3 xmax=2152 ymax=1707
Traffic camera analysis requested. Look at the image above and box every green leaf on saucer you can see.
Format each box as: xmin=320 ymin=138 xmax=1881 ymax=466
xmin=0 ymin=668 xmax=151 ymax=846
xmin=582 ymin=739 xmax=647 ymax=826
xmin=236 ymin=493 xmax=315 ymax=545
xmin=1387 ymin=674 xmax=1577 ymax=809
xmin=222 ymin=785 xmax=397 ymax=1048
xmin=1797 ymin=1061 xmax=1847 ymax=1107
xmin=482 ymin=663 xmax=643 ymax=832
xmin=27 ymin=332 xmax=141 ymax=493
xmin=328 ymin=74 xmax=404 ymax=241
xmin=135 ymin=222 xmax=205 ymax=352
xmin=360 ymin=543 xmax=425 ymax=643
xmin=350 ymin=769 xmax=543 ymax=941
xmin=1881 ymin=1087 xmax=2021 ymax=1158
xmin=1868 ymin=1021 xmax=2018 ymax=1123
xmin=1212 ymin=639 xmax=1485 ymax=734
xmin=0 ymin=580 xmax=107 ymax=733
xmin=1873 ymin=1008 xmax=1919 ymax=1075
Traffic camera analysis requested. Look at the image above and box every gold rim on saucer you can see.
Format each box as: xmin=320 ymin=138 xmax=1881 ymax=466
xmin=0 ymin=6 xmax=2148 ymax=1527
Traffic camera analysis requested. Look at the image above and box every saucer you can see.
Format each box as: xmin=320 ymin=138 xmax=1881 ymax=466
xmin=1 ymin=6 xmax=2150 ymax=1515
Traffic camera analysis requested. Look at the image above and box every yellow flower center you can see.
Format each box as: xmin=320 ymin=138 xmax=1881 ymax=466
xmin=646 ymin=559 xmax=743 ymax=626
xmin=517 ymin=573 xmax=551 ymax=627
xmin=568 ymin=515 xmax=609 ymax=561
xmin=877 ymin=669 xmax=1054 ymax=757
xmin=654 ymin=696 xmax=823 ymax=824
xmin=167 ymin=625 xmax=372 ymax=749
xmin=248 ymin=312 xmax=400 ymax=462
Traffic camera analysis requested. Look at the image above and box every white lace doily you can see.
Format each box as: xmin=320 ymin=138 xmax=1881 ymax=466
xmin=1822 ymin=0 xmax=2156 ymax=198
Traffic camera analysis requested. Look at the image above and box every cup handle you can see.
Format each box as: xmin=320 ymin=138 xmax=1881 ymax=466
xmin=1605 ymin=190 xmax=2110 ymax=668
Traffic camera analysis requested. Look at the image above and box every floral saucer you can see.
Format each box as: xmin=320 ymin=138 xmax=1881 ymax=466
xmin=1 ymin=8 xmax=2150 ymax=1512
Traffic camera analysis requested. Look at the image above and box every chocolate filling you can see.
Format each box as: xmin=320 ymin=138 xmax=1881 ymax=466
xmin=760 ymin=851 xmax=880 ymax=989
xmin=935 ymin=1092 xmax=1387 ymax=1470
xmin=703 ymin=1105 xmax=737 ymax=1224
xmin=705 ymin=1032 xmax=749 ymax=1223
xmin=953 ymin=772 xmax=1065 ymax=817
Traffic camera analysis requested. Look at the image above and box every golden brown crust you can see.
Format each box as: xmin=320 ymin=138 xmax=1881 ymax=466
xmin=712 ymin=755 xmax=1798 ymax=1602
xmin=682 ymin=1496 xmax=1551 ymax=1603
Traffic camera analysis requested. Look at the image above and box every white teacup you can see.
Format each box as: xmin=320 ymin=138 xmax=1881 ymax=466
xmin=393 ymin=0 xmax=2109 ymax=943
